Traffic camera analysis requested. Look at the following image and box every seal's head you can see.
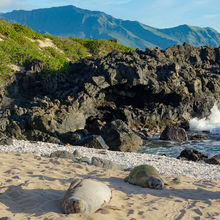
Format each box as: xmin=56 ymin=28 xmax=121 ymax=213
xmin=62 ymin=199 xmax=85 ymax=214
xmin=147 ymin=176 xmax=164 ymax=190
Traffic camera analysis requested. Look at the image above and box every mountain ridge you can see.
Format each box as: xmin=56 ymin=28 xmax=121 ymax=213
xmin=1 ymin=5 xmax=220 ymax=49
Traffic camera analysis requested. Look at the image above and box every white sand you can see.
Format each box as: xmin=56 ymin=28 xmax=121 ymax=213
xmin=37 ymin=38 xmax=64 ymax=54
xmin=0 ymin=149 xmax=219 ymax=219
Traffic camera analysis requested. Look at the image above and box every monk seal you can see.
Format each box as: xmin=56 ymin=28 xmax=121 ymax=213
xmin=61 ymin=178 xmax=111 ymax=214
xmin=124 ymin=164 xmax=164 ymax=190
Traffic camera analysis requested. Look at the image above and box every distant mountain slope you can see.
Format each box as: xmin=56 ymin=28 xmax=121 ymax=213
xmin=1 ymin=5 xmax=220 ymax=49
xmin=160 ymin=25 xmax=220 ymax=47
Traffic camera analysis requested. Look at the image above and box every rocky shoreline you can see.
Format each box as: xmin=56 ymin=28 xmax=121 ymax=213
xmin=0 ymin=139 xmax=219 ymax=180
xmin=0 ymin=44 xmax=220 ymax=152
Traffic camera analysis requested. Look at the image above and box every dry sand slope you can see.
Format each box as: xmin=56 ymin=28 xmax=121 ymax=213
xmin=0 ymin=150 xmax=219 ymax=220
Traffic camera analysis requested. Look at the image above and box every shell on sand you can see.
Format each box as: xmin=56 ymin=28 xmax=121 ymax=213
xmin=124 ymin=164 xmax=165 ymax=190
xmin=61 ymin=178 xmax=112 ymax=214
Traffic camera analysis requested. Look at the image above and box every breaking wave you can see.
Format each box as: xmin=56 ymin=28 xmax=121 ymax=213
xmin=189 ymin=103 xmax=220 ymax=134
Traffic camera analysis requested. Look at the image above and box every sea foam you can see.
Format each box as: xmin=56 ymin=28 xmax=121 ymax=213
xmin=189 ymin=103 xmax=220 ymax=134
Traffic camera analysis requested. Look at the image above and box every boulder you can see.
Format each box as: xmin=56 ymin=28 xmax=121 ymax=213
xmin=73 ymin=150 xmax=81 ymax=158
xmin=55 ymin=111 xmax=86 ymax=134
xmin=6 ymin=121 xmax=25 ymax=140
xmin=177 ymin=149 xmax=208 ymax=162
xmin=205 ymin=154 xmax=220 ymax=165
xmin=29 ymin=113 xmax=56 ymax=133
xmin=190 ymin=134 xmax=208 ymax=140
xmin=84 ymin=135 xmax=109 ymax=150
xmin=26 ymin=130 xmax=61 ymax=144
xmin=91 ymin=157 xmax=123 ymax=170
xmin=85 ymin=117 xmax=105 ymax=134
xmin=0 ymin=137 xmax=13 ymax=145
xmin=160 ymin=126 xmax=188 ymax=142
xmin=60 ymin=130 xmax=89 ymax=145
xmin=124 ymin=164 xmax=164 ymax=189
xmin=29 ymin=111 xmax=86 ymax=134
xmin=79 ymin=156 xmax=91 ymax=164
xmin=101 ymin=119 xmax=143 ymax=152
xmin=61 ymin=179 xmax=111 ymax=214
xmin=50 ymin=151 xmax=76 ymax=160
xmin=0 ymin=118 xmax=9 ymax=132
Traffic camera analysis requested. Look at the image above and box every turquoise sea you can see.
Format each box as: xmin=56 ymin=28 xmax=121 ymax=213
xmin=141 ymin=134 xmax=220 ymax=158
xmin=141 ymin=103 xmax=220 ymax=158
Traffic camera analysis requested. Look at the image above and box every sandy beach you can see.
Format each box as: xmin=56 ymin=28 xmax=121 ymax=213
xmin=0 ymin=149 xmax=220 ymax=220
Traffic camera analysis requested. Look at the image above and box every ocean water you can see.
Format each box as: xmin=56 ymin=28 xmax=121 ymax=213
xmin=141 ymin=103 xmax=220 ymax=158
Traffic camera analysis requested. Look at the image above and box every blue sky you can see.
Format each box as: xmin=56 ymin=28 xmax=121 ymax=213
xmin=0 ymin=0 xmax=220 ymax=32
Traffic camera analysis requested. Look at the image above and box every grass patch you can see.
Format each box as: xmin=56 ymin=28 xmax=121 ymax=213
xmin=0 ymin=19 xmax=133 ymax=80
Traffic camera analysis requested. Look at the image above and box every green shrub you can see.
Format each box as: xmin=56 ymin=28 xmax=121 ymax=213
xmin=12 ymin=23 xmax=44 ymax=40
xmin=0 ymin=47 xmax=11 ymax=79
xmin=50 ymin=37 xmax=88 ymax=61
xmin=84 ymin=40 xmax=103 ymax=54
xmin=0 ymin=19 xmax=133 ymax=79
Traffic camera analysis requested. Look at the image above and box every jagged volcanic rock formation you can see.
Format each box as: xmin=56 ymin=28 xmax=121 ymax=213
xmin=0 ymin=43 xmax=220 ymax=151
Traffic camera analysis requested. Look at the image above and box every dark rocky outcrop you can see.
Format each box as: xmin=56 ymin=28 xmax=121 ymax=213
xmin=101 ymin=120 xmax=143 ymax=152
xmin=190 ymin=134 xmax=209 ymax=140
xmin=0 ymin=44 xmax=220 ymax=151
xmin=60 ymin=129 xmax=89 ymax=145
xmin=205 ymin=154 xmax=220 ymax=165
xmin=177 ymin=149 xmax=208 ymax=162
xmin=160 ymin=126 xmax=188 ymax=142
xmin=0 ymin=137 xmax=13 ymax=145
xmin=84 ymin=135 xmax=109 ymax=150
xmin=177 ymin=150 xmax=220 ymax=165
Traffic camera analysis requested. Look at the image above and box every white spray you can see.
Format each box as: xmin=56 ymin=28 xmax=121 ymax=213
xmin=189 ymin=103 xmax=220 ymax=134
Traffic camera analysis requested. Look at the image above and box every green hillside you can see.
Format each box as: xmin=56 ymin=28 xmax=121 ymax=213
xmin=1 ymin=5 xmax=220 ymax=49
xmin=0 ymin=19 xmax=132 ymax=80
